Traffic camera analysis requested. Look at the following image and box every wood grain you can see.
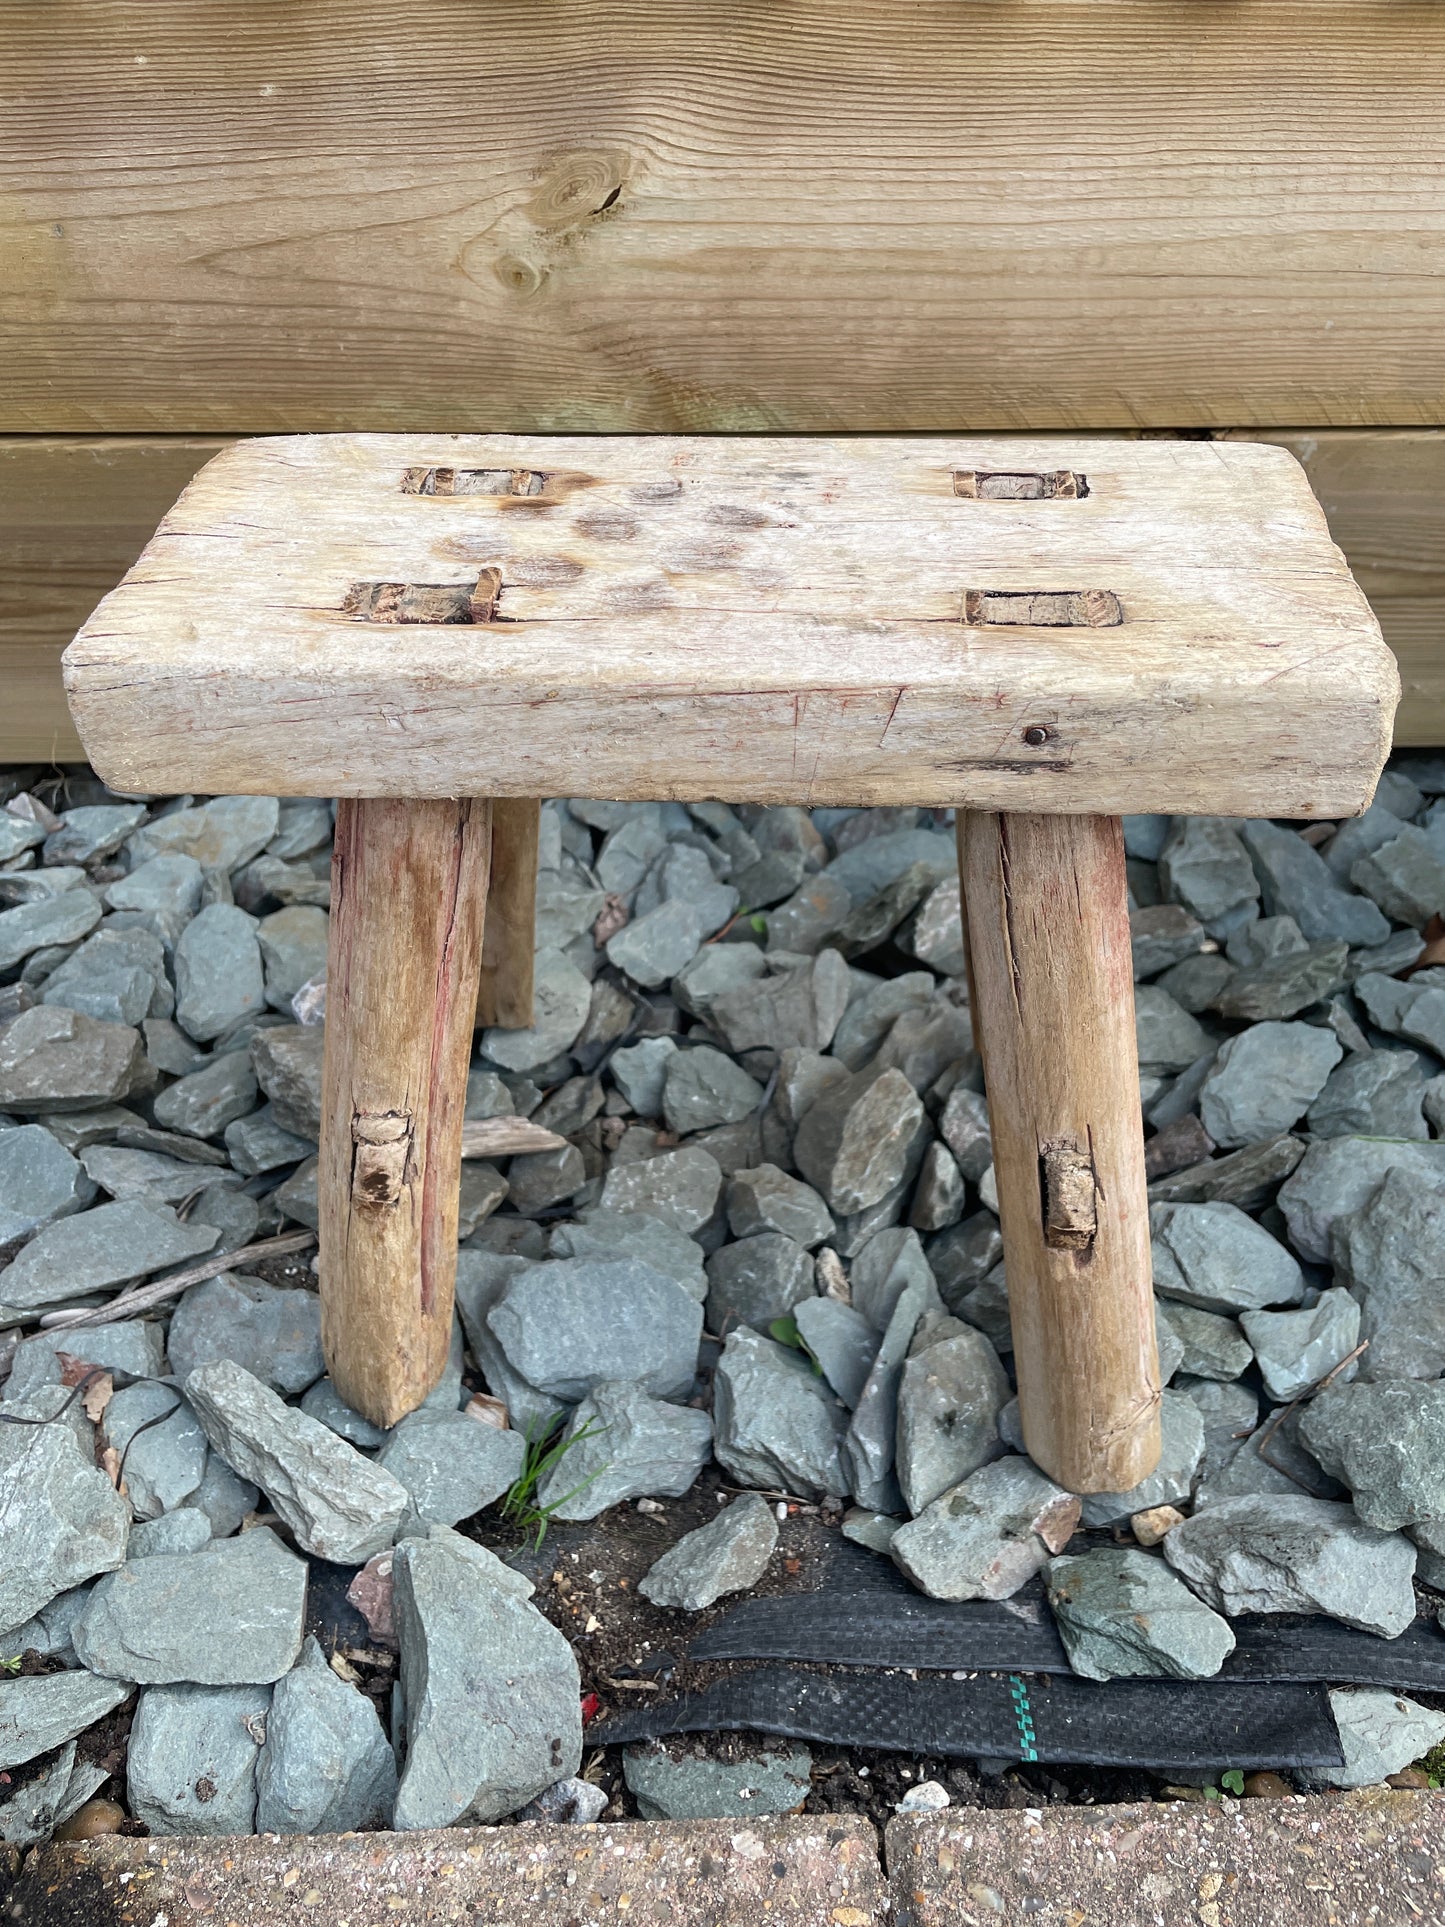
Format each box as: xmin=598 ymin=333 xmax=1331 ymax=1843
xmin=958 ymin=811 xmax=1161 ymax=1494
xmin=319 ymin=795 xmax=492 ymax=1426
xmin=62 ymin=433 xmax=1397 ymax=817
xmin=476 ymin=798 xmax=540 ymax=1030
xmin=3 ymin=3 xmax=1444 ymax=432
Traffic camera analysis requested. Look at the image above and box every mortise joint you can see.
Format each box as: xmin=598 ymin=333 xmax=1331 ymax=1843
xmin=964 ymin=589 xmax=1122 ymax=628
xmin=953 ymin=470 xmax=1087 ymax=500
xmin=402 ymin=467 xmax=546 ymax=497
xmin=351 ymin=1111 xmax=415 ymax=1211
xmin=342 ymin=569 xmax=502 ymax=625
xmin=1041 ymin=1145 xmax=1098 ymax=1251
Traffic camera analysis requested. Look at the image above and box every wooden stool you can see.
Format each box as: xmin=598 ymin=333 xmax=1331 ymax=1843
xmin=64 ymin=436 xmax=1397 ymax=1494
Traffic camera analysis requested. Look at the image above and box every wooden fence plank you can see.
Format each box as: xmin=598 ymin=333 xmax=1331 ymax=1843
xmin=4 ymin=432 xmax=1443 ymax=765
xmin=2 ymin=2 xmax=1443 ymax=433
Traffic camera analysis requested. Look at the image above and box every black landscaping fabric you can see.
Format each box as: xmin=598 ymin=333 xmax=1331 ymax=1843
xmin=689 ymin=1555 xmax=1445 ymax=1692
xmin=593 ymin=1663 xmax=1346 ymax=1769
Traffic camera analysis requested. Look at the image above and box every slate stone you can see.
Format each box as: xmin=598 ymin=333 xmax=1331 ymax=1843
xmin=489 ymin=1257 xmax=702 ymax=1402
xmin=1157 ymin=817 xmax=1261 ymax=928
xmin=0 ymin=1740 xmax=108 ymax=1850
xmin=250 ymin=1023 xmax=324 ymax=1139
xmin=906 ymin=1142 xmax=964 ymax=1234
xmin=0 ymin=814 xmax=44 ymax=863
xmin=1046 ymin=1547 xmax=1235 ymax=1682
xmin=953 ymin=1263 xmax=1013 ymax=1354
xmin=0 ymin=892 xmax=102 ymax=972
xmin=1077 ymin=1391 xmax=1206 ymax=1528
xmin=841 ymin=1508 xmax=902 ymax=1554
xmin=255 ymin=904 xmax=328 ymax=1015
xmin=1150 ymin=1131 xmax=1307 ymax=1209
xmin=705 ymin=1234 xmax=815 ymax=1335
xmin=141 ymin=1017 xmax=207 ymax=1078
xmin=1330 ymin=1166 xmax=1445 ymax=1380
xmin=80 ymin=1143 xmax=244 ymax=1206
xmin=634 ymin=1492 xmax=778 ymax=1613
xmin=1239 ymin=819 xmax=1390 ymax=947
xmin=129 ymin=795 xmax=280 ymax=873
xmin=105 ymin=854 xmax=205 ymax=945
xmin=607 ymin=899 xmax=705 ymax=988
xmin=255 ymin=1635 xmax=397 ymax=1835
xmin=767 ymin=873 xmax=853 ymax=955
xmin=1130 ymin=904 xmax=1207 ymax=979
xmin=823 ymin=828 xmax=956 ymax=904
xmin=1240 ymin=1288 xmax=1363 ymax=1402
xmin=725 ymin=1164 xmax=832 ymax=1250
xmin=3 ymin=1319 xmax=164 ymax=1402
xmin=1277 ymin=1135 xmax=1445 ymax=1263
xmin=1323 ymin=802 xmax=1409 ymax=882
xmin=0 ymin=1006 xmax=144 ymax=1113
xmin=712 ymin=1325 xmax=851 ymax=1501
xmin=377 ymin=1408 xmax=526 ymax=1528
xmin=895 ymin=1327 xmax=1010 ymax=1516
xmin=0 ymin=1671 xmax=132 ymax=1771
xmin=623 ymin=1739 xmax=812 ymax=1821
xmin=599 ymin=1145 xmax=723 ymax=1234
xmin=1199 ymin=1020 xmax=1342 ymax=1146
xmin=671 ymin=942 xmax=768 ymax=1021
xmin=149 ymin=1053 xmax=258 ymax=1147
xmin=844 ymin=1272 xmax=936 ymax=1512
xmin=1156 ymin=952 xmax=1236 ymax=1014
xmin=936 ymin=1098 xmax=997 ymax=1209
xmin=1298 ymin=1380 xmax=1445 ymax=1529
xmin=0 ymin=867 xmax=86 ymax=908
xmin=1408 ymin=1518 xmax=1445 ymax=1592
xmin=505 ymin=1144 xmax=587 ymax=1216
xmin=533 ymin=1380 xmax=712 ymax=1521
xmin=889 ymin=1457 xmax=1081 ymax=1603
xmin=1190 ymin=1402 xmax=1340 ymax=1511
xmin=126 ymin=1682 xmax=271 ymax=1837
xmin=1150 ymin=1200 xmax=1303 ymax=1313
xmin=514 ymin=1776 xmax=609 ymax=1825
xmin=0 ymin=1123 xmax=95 ymax=1242
xmin=167 ymin=1273 xmax=325 ymax=1397
xmin=849 ymin=1228 xmax=939 ymax=1334
xmin=1308 ymin=1687 xmax=1445 ymax=1791
xmin=174 ymin=904 xmax=265 ymax=1043
xmin=0 ymin=1199 xmax=218 ymax=1311
xmin=710 ymin=950 xmax=851 ymax=1058
xmin=1351 ymin=825 xmax=1445 ymax=927
xmin=874 ymin=991 xmax=976 ymax=1095
xmin=634 ymin=842 xmax=738 ymax=937
xmin=1155 ymin=1303 xmax=1252 ymax=1381
xmin=793 ymin=1297 xmax=876 ymax=1409
xmin=1306 ymin=1049 xmax=1428 ymax=1140
xmin=41 ymin=935 xmax=161 ymax=1030
xmin=610 ymin=1037 xmax=677 ymax=1116
xmin=115 ymin=1121 xmax=230 ymax=1168
xmin=1211 ymin=941 xmax=1349 ymax=1021
xmin=663 ymin=1045 xmax=764 ymax=1134
xmin=297 ymin=1376 xmax=388 ymax=1450
xmin=792 ymin=1066 xmax=925 ymax=1218
xmin=549 ymin=1208 xmax=708 ymax=1302
xmin=188 ymin=1452 xmax=260 ymax=1539
xmin=188 ymin=1184 xmax=260 ymax=1250
xmin=73 ymin=1527 xmax=305 ymax=1685
xmin=482 ymin=947 xmax=592 ymax=1073
xmin=1134 ymin=986 xmax=1210 ymax=1073
xmin=100 ymin=1383 xmax=208 ymax=1519
xmin=185 ymin=1359 xmax=409 ymax=1563
xmin=1161 ymin=1495 xmax=1418 ymax=1637
xmin=1354 ymin=971 xmax=1445 ymax=1060
xmin=928 ymin=1213 xmax=1003 ymax=1308
xmin=454 ymin=1252 xmax=565 ymax=1439
xmin=128 ymin=1508 xmax=213 ymax=1560
xmin=597 ymin=815 xmax=667 ymax=897
xmin=534 ymin=877 xmax=606 ymax=951
xmin=391 ymin=1529 xmax=581 ymax=1828
xmin=831 ymin=973 xmax=935 ymax=1071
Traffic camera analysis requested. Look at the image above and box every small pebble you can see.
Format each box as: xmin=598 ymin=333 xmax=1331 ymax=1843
xmin=1131 ymin=1504 xmax=1186 ymax=1547
xmin=896 ymin=1779 xmax=950 ymax=1814
xmin=53 ymin=1798 xmax=127 ymax=1841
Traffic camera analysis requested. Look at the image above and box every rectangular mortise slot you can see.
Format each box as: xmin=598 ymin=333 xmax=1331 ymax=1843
xmin=964 ymin=589 xmax=1122 ymax=628
xmin=401 ymin=467 xmax=546 ymax=497
xmin=953 ymin=469 xmax=1087 ymax=500
xmin=342 ymin=569 xmax=502 ymax=624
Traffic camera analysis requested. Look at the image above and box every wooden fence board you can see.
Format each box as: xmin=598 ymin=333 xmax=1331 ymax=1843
xmin=3 ymin=432 xmax=1443 ymax=765
xmin=2 ymin=2 xmax=1444 ymax=433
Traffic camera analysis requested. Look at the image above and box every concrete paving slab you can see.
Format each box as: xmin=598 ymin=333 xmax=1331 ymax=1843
xmin=2 ymin=1814 xmax=884 ymax=1927
xmin=887 ymin=1788 xmax=1444 ymax=1927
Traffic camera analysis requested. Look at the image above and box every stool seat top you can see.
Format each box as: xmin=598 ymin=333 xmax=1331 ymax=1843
xmin=65 ymin=434 xmax=1396 ymax=817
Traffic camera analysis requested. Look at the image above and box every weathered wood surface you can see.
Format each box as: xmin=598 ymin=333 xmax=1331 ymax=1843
xmin=476 ymin=798 xmax=540 ymax=1030
xmin=63 ymin=434 xmax=1396 ymax=817
xmin=4 ymin=3 xmax=1444 ymax=433
xmin=958 ymin=812 xmax=1161 ymax=1493
xmin=319 ymin=796 xmax=492 ymax=1426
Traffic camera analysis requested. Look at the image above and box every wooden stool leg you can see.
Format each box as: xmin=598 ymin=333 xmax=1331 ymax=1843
xmin=957 ymin=811 xmax=1161 ymax=1493
xmin=475 ymin=797 xmax=540 ymax=1030
xmin=320 ymin=796 xmax=492 ymax=1428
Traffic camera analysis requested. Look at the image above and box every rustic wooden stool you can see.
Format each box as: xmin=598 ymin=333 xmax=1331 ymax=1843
xmin=64 ymin=436 xmax=1396 ymax=1494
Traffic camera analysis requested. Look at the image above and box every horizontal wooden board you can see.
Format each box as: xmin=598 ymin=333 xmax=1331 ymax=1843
xmin=3 ymin=2 xmax=1444 ymax=433
xmin=6 ymin=431 xmax=1442 ymax=766
xmin=63 ymin=434 xmax=1396 ymax=816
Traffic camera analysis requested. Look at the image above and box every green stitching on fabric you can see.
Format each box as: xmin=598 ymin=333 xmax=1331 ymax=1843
xmin=1009 ymin=1673 xmax=1039 ymax=1762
